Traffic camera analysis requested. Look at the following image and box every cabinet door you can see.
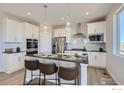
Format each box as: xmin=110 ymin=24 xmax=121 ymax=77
xmin=24 ymin=23 xmax=33 ymax=39
xmin=23 ymin=22 xmax=39 ymax=39
xmin=54 ymin=28 xmax=65 ymax=37
xmin=5 ymin=18 xmax=17 ymax=42
xmin=17 ymin=53 xmax=25 ymax=69
xmin=87 ymin=23 xmax=97 ymax=34
xmin=97 ymin=53 xmax=106 ymax=67
xmin=96 ymin=22 xmax=106 ymax=34
xmin=54 ymin=28 xmax=71 ymax=43
xmin=88 ymin=52 xmax=106 ymax=68
xmin=4 ymin=18 xmax=22 ymax=42
xmin=16 ymin=22 xmax=22 ymax=42
xmin=32 ymin=25 xmax=39 ymax=39
xmin=6 ymin=54 xmax=18 ymax=73
xmin=88 ymin=53 xmax=96 ymax=66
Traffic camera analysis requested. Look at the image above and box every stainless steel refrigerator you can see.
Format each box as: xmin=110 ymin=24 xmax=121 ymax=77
xmin=52 ymin=37 xmax=67 ymax=54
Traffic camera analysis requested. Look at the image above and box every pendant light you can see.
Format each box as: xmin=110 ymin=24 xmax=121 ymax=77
xmin=43 ymin=4 xmax=48 ymax=32
xmin=65 ymin=5 xmax=71 ymax=33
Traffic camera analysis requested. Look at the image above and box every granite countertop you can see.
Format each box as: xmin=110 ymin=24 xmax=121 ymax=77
xmin=3 ymin=51 xmax=26 ymax=54
xmin=26 ymin=54 xmax=88 ymax=64
xmin=65 ymin=49 xmax=107 ymax=53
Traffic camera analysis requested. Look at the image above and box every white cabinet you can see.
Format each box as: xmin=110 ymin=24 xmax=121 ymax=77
xmin=54 ymin=28 xmax=71 ymax=43
xmin=87 ymin=21 xmax=106 ymax=34
xmin=22 ymin=22 xmax=39 ymax=39
xmin=2 ymin=18 xmax=22 ymax=42
xmin=87 ymin=21 xmax=106 ymax=42
xmin=87 ymin=23 xmax=97 ymax=34
xmin=32 ymin=25 xmax=39 ymax=39
xmin=3 ymin=52 xmax=26 ymax=74
xmin=88 ymin=52 xmax=106 ymax=68
xmin=54 ymin=28 xmax=66 ymax=37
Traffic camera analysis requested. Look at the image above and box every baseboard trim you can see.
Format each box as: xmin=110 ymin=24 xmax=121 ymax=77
xmin=88 ymin=65 xmax=106 ymax=69
xmin=106 ymin=68 xmax=120 ymax=85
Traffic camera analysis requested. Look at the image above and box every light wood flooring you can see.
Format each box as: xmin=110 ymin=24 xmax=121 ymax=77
xmin=0 ymin=67 xmax=117 ymax=85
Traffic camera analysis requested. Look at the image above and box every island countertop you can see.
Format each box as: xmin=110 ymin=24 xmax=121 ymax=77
xmin=26 ymin=54 xmax=88 ymax=64
xmin=25 ymin=53 xmax=88 ymax=85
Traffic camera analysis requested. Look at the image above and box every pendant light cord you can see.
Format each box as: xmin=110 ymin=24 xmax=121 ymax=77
xmin=43 ymin=5 xmax=47 ymax=24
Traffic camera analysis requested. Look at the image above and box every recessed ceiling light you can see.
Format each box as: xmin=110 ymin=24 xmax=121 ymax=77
xmin=85 ymin=12 xmax=89 ymax=15
xmin=27 ymin=12 xmax=31 ymax=15
xmin=61 ymin=17 xmax=65 ymax=20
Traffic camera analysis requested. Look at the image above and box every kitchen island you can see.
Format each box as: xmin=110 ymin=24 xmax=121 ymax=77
xmin=25 ymin=53 xmax=88 ymax=85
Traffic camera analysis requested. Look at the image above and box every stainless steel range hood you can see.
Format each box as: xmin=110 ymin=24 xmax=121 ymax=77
xmin=72 ymin=23 xmax=86 ymax=38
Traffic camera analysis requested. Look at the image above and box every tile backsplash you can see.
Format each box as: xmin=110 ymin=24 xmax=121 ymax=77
xmin=2 ymin=42 xmax=26 ymax=52
xmin=67 ymin=38 xmax=106 ymax=51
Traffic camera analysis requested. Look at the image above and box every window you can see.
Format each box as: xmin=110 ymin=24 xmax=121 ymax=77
xmin=113 ymin=5 xmax=124 ymax=56
xmin=118 ymin=9 xmax=124 ymax=55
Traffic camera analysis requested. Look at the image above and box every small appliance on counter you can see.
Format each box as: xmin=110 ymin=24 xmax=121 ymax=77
xmin=16 ymin=47 xmax=20 ymax=52
xmin=4 ymin=48 xmax=14 ymax=53
xmin=99 ymin=44 xmax=105 ymax=52
xmin=99 ymin=48 xmax=104 ymax=52
xmin=82 ymin=46 xmax=87 ymax=52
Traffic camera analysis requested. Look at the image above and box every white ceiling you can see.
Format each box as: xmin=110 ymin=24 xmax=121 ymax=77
xmin=0 ymin=3 xmax=115 ymax=25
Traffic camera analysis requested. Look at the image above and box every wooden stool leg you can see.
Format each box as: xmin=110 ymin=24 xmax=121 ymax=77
xmin=23 ymin=69 xmax=27 ymax=85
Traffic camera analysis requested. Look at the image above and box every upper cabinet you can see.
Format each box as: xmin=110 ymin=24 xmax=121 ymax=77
xmin=87 ymin=21 xmax=106 ymax=42
xmin=22 ymin=22 xmax=39 ymax=39
xmin=2 ymin=18 xmax=22 ymax=42
xmin=87 ymin=21 xmax=106 ymax=34
xmin=53 ymin=28 xmax=71 ymax=43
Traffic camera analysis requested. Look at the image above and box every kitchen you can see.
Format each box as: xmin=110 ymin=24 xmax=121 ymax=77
xmin=0 ymin=3 xmax=123 ymax=85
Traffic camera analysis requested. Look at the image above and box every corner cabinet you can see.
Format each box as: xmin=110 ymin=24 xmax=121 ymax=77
xmin=2 ymin=52 xmax=26 ymax=74
xmin=2 ymin=18 xmax=22 ymax=42
xmin=22 ymin=22 xmax=39 ymax=39
xmin=88 ymin=52 xmax=106 ymax=68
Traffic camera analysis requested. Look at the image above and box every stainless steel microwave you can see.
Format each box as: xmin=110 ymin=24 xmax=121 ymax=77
xmin=88 ymin=33 xmax=104 ymax=43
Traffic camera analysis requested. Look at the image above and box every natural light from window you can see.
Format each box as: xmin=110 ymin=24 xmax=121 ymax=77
xmin=119 ymin=9 xmax=124 ymax=55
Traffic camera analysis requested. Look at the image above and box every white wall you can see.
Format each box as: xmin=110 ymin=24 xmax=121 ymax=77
xmin=106 ymin=4 xmax=124 ymax=84
xmin=0 ymin=18 xmax=3 ymax=71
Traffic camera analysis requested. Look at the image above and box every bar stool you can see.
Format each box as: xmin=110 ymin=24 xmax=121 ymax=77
xmin=39 ymin=62 xmax=58 ymax=85
xmin=23 ymin=60 xmax=39 ymax=85
xmin=58 ymin=64 xmax=80 ymax=85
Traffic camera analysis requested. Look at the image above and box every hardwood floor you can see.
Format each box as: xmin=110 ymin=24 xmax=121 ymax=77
xmin=87 ymin=67 xmax=117 ymax=85
xmin=0 ymin=67 xmax=117 ymax=85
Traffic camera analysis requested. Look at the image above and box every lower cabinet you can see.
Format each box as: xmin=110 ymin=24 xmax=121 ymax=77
xmin=3 ymin=52 xmax=26 ymax=74
xmin=65 ymin=51 xmax=106 ymax=68
xmin=88 ymin=52 xmax=106 ymax=68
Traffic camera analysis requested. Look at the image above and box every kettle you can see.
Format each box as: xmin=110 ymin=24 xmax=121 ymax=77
xmin=16 ymin=47 xmax=20 ymax=52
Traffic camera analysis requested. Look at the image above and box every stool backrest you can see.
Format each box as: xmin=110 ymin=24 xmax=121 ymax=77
xmin=39 ymin=63 xmax=57 ymax=75
xmin=58 ymin=65 xmax=79 ymax=80
xmin=25 ymin=60 xmax=39 ymax=70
